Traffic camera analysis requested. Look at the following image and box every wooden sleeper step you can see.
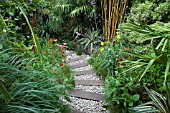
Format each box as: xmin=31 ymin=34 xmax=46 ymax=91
xmin=67 ymin=55 xmax=88 ymax=63
xmin=66 ymin=51 xmax=75 ymax=55
xmin=74 ymin=70 xmax=95 ymax=75
xmin=75 ymin=80 xmax=104 ymax=86
xmin=70 ymin=62 xmax=89 ymax=69
xmin=68 ymin=90 xmax=105 ymax=102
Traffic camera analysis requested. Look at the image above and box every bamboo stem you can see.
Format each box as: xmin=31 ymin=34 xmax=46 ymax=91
xmin=101 ymin=0 xmax=128 ymax=41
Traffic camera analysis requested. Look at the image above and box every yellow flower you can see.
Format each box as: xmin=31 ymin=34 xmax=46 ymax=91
xmin=100 ymin=48 xmax=104 ymax=52
xmin=98 ymin=54 xmax=100 ymax=56
xmin=117 ymin=35 xmax=121 ymax=39
xmin=101 ymin=42 xmax=104 ymax=46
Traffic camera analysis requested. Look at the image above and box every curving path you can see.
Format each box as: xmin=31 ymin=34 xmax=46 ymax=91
xmin=65 ymin=51 xmax=107 ymax=113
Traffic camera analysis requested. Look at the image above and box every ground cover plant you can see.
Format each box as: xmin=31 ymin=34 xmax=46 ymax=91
xmin=0 ymin=1 xmax=74 ymax=113
xmin=0 ymin=45 xmax=74 ymax=113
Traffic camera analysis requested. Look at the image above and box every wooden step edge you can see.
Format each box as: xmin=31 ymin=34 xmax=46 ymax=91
xmin=70 ymin=62 xmax=89 ymax=69
xmin=74 ymin=70 xmax=95 ymax=75
xmin=75 ymin=80 xmax=104 ymax=86
xmin=66 ymin=51 xmax=75 ymax=55
xmin=66 ymin=55 xmax=89 ymax=63
xmin=68 ymin=90 xmax=105 ymax=102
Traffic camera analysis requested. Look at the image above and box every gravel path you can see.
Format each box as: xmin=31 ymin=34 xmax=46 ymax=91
xmin=73 ymin=65 xmax=93 ymax=71
xmin=75 ymin=85 xmax=104 ymax=94
xmin=64 ymin=50 xmax=107 ymax=113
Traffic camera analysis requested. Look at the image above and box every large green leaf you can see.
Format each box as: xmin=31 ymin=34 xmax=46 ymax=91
xmin=164 ymin=61 xmax=170 ymax=85
xmin=0 ymin=43 xmax=3 ymax=49
xmin=139 ymin=59 xmax=156 ymax=82
xmin=130 ymin=86 xmax=170 ymax=113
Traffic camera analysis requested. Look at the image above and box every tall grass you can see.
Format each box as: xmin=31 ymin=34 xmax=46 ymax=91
xmin=18 ymin=6 xmax=43 ymax=66
xmin=0 ymin=48 xmax=73 ymax=113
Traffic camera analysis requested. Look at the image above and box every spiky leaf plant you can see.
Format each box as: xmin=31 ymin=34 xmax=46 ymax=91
xmin=121 ymin=22 xmax=170 ymax=84
xmin=130 ymin=83 xmax=170 ymax=113
xmin=78 ymin=28 xmax=104 ymax=53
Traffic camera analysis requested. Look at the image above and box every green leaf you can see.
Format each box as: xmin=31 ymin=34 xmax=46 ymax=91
xmin=9 ymin=12 xmax=14 ymax=16
xmin=145 ymin=87 xmax=166 ymax=112
xmin=0 ymin=82 xmax=13 ymax=102
xmin=164 ymin=61 xmax=170 ymax=85
xmin=129 ymin=102 xmax=134 ymax=107
xmin=139 ymin=59 xmax=156 ymax=82
xmin=0 ymin=43 xmax=3 ymax=49
xmin=133 ymin=94 xmax=140 ymax=101
xmin=156 ymin=38 xmax=165 ymax=50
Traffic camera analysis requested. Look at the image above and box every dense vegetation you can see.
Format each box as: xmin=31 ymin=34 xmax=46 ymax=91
xmin=0 ymin=0 xmax=170 ymax=113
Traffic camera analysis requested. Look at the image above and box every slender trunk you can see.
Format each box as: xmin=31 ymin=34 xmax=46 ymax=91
xmin=101 ymin=0 xmax=128 ymax=42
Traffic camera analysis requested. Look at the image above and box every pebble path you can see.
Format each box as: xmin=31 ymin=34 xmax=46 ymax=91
xmin=64 ymin=51 xmax=108 ymax=113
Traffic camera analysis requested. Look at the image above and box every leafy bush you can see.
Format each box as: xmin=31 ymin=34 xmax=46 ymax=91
xmin=2 ymin=71 xmax=72 ymax=113
xmin=0 ymin=12 xmax=74 ymax=112
xmin=104 ymin=75 xmax=140 ymax=113
xmin=127 ymin=1 xmax=170 ymax=24
xmin=88 ymin=36 xmax=126 ymax=77
xmin=121 ymin=22 xmax=170 ymax=84
xmin=0 ymin=44 xmax=74 ymax=113
xmin=0 ymin=0 xmax=47 ymax=42
xmin=47 ymin=0 xmax=100 ymax=40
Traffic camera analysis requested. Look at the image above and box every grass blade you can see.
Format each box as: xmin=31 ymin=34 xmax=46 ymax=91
xmin=18 ymin=6 xmax=43 ymax=67
xmin=0 ymin=81 xmax=13 ymax=102
xmin=139 ymin=59 xmax=155 ymax=82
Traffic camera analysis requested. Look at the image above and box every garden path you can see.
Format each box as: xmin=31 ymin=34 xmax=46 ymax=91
xmin=65 ymin=51 xmax=107 ymax=113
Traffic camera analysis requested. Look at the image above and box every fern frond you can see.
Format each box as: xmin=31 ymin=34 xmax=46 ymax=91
xmin=54 ymin=4 xmax=73 ymax=13
xmin=70 ymin=5 xmax=90 ymax=17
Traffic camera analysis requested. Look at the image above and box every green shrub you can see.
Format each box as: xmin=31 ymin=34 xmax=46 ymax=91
xmin=88 ymin=37 xmax=125 ymax=78
xmin=2 ymin=71 xmax=72 ymax=113
xmin=128 ymin=1 xmax=170 ymax=24
xmin=0 ymin=43 xmax=74 ymax=113
xmin=104 ymin=75 xmax=140 ymax=113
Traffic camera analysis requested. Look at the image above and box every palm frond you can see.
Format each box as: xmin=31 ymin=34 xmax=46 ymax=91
xmin=70 ymin=5 xmax=90 ymax=17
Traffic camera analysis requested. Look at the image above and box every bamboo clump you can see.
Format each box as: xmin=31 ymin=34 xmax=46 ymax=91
xmin=100 ymin=0 xmax=128 ymax=41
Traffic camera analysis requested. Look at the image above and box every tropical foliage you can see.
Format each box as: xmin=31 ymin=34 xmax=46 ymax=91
xmin=130 ymin=83 xmax=170 ymax=113
xmin=88 ymin=0 xmax=170 ymax=112
xmin=121 ymin=22 xmax=170 ymax=84
xmin=78 ymin=28 xmax=104 ymax=53
xmin=0 ymin=1 xmax=74 ymax=112
xmin=0 ymin=0 xmax=169 ymax=113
